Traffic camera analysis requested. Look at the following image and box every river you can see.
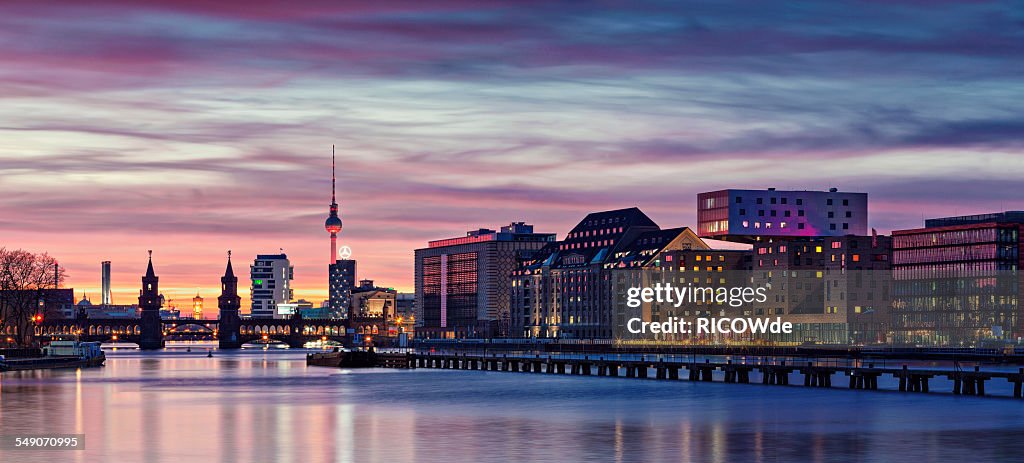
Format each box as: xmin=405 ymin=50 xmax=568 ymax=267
xmin=2 ymin=345 xmax=1023 ymax=462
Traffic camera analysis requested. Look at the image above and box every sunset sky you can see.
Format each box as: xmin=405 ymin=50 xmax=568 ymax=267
xmin=2 ymin=1 xmax=1022 ymax=314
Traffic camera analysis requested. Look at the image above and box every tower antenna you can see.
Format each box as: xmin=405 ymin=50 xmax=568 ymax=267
xmin=332 ymin=144 xmax=336 ymax=203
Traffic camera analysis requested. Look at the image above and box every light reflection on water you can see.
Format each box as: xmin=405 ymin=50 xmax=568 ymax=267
xmin=2 ymin=348 xmax=1024 ymax=463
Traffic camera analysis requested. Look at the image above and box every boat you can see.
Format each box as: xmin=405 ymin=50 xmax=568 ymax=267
xmin=42 ymin=338 xmax=106 ymax=367
xmin=0 ymin=336 xmax=105 ymax=372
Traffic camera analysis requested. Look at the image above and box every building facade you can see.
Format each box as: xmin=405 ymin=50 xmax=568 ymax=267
xmin=101 ymin=260 xmax=112 ymax=305
xmin=512 ymin=208 xmax=715 ymax=339
xmin=892 ymin=212 xmax=1023 ymax=346
xmin=249 ymin=253 xmax=294 ymax=319
xmin=328 ymin=259 xmax=356 ymax=318
xmin=746 ymin=235 xmax=892 ymax=344
xmin=191 ymin=293 xmax=203 ymax=319
xmin=415 ymin=222 xmax=555 ymax=339
xmin=697 ymin=188 xmax=868 ymax=243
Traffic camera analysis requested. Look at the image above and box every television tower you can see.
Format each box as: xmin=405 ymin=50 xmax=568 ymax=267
xmin=324 ymin=146 xmax=343 ymax=263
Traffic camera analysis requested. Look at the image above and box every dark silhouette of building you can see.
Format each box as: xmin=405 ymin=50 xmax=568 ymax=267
xmin=138 ymin=251 xmax=164 ymax=350
xmin=218 ymin=251 xmax=242 ymax=349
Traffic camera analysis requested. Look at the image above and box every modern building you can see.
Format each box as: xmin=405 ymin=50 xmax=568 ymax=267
xmin=697 ymin=188 xmax=868 ymax=243
xmin=892 ymin=211 xmax=1023 ymax=346
xmin=749 ymin=234 xmax=892 ymax=344
xmin=329 ymin=259 xmax=356 ymax=318
xmin=416 ymin=222 xmax=555 ymax=339
xmin=101 ymin=260 xmax=112 ymax=305
xmin=250 ymin=253 xmax=294 ymax=319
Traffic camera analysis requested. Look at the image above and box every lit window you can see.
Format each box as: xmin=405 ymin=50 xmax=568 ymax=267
xmin=815 ymin=246 xmax=822 ymax=253
xmin=852 ymin=254 xmax=860 ymax=262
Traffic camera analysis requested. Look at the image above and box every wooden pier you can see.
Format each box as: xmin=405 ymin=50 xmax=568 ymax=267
xmin=406 ymin=353 xmax=1024 ymax=399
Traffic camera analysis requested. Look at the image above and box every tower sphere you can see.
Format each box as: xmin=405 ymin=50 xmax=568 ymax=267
xmin=325 ymin=216 xmax=342 ymax=234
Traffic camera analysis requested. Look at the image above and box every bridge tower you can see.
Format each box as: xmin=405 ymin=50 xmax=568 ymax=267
xmin=138 ymin=250 xmax=165 ymax=350
xmin=218 ymin=251 xmax=243 ymax=349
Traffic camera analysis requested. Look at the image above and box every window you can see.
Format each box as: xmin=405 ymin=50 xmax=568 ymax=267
xmin=771 ymin=197 xmax=777 ymax=204
xmin=827 ymin=199 xmax=833 ymax=206
xmin=757 ymin=198 xmax=763 ymax=204
xmin=784 ymin=210 xmax=791 ymax=217
xmin=736 ymin=196 xmax=743 ymax=203
xmin=843 ymin=223 xmax=849 ymax=230
xmin=739 ymin=208 xmax=746 ymax=215
xmin=781 ymin=198 xmax=788 ymax=204
xmin=815 ymin=246 xmax=822 ymax=253
xmin=852 ymin=254 xmax=860 ymax=262
xmin=828 ymin=211 xmax=835 ymax=218
xmin=798 ymin=210 xmax=805 ymax=217
xmin=796 ymin=198 xmax=803 ymax=205
xmin=830 ymin=224 xmax=836 ymax=230
xmin=843 ymin=199 xmax=849 ymax=206
xmin=758 ymin=210 xmax=765 ymax=216
xmin=771 ymin=210 xmax=777 ymax=217
xmin=798 ymin=223 xmax=805 ymax=230
xmin=845 ymin=211 xmax=852 ymax=218
xmin=831 ymin=242 xmax=841 ymax=249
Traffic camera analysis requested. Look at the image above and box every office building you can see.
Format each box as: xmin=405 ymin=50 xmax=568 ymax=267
xmin=697 ymin=188 xmax=868 ymax=243
xmin=329 ymin=259 xmax=356 ymax=318
xmin=416 ymin=222 xmax=555 ymax=339
xmin=892 ymin=211 xmax=1023 ymax=345
xmin=250 ymin=253 xmax=294 ymax=319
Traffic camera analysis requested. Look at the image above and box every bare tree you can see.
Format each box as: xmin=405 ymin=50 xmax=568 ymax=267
xmin=0 ymin=248 xmax=66 ymax=346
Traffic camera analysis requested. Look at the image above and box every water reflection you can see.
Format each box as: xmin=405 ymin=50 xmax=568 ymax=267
xmin=2 ymin=349 xmax=1024 ymax=462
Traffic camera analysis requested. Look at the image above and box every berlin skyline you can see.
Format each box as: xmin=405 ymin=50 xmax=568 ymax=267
xmin=2 ymin=1 xmax=1023 ymax=311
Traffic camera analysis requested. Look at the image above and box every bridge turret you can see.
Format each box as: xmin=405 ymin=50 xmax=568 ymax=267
xmin=219 ymin=251 xmax=243 ymax=349
xmin=138 ymin=250 xmax=165 ymax=350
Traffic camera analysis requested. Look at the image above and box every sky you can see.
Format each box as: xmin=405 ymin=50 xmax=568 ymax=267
xmin=2 ymin=0 xmax=1023 ymax=314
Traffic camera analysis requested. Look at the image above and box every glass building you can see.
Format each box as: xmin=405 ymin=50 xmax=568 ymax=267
xmin=892 ymin=212 xmax=1023 ymax=346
